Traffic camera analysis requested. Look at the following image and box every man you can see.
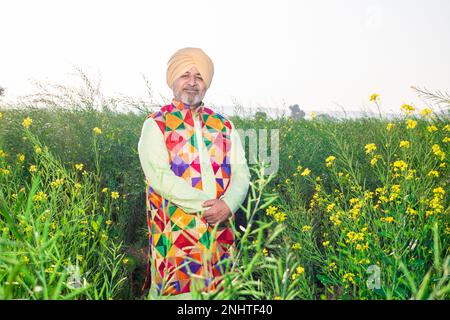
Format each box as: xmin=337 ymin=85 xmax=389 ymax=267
xmin=138 ymin=47 xmax=250 ymax=298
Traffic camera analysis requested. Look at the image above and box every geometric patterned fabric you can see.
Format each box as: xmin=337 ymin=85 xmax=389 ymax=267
xmin=143 ymin=98 xmax=235 ymax=296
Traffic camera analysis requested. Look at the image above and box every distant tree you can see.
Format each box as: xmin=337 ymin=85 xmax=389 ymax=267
xmin=0 ymin=86 xmax=4 ymax=97
xmin=255 ymin=111 xmax=267 ymax=121
xmin=289 ymin=104 xmax=305 ymax=120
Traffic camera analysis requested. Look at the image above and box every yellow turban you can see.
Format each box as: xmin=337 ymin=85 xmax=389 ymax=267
xmin=166 ymin=47 xmax=214 ymax=89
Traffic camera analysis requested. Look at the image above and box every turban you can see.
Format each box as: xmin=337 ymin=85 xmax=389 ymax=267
xmin=166 ymin=47 xmax=214 ymax=89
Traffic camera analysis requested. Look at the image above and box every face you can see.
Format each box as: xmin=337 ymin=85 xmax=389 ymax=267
xmin=172 ymin=66 xmax=207 ymax=107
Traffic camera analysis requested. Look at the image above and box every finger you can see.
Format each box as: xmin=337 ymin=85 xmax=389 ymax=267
xmin=204 ymin=210 xmax=216 ymax=220
xmin=202 ymin=199 xmax=216 ymax=207
xmin=204 ymin=216 xmax=216 ymax=225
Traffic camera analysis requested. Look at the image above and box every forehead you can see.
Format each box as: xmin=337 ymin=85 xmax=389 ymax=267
xmin=182 ymin=66 xmax=201 ymax=75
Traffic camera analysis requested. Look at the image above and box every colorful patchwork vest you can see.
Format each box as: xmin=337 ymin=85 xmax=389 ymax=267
xmin=143 ymin=99 xmax=235 ymax=296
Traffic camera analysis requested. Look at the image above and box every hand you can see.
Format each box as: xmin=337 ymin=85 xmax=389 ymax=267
xmin=202 ymin=199 xmax=232 ymax=226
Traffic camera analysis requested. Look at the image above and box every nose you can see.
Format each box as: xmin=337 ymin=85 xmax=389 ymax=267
xmin=187 ymin=75 xmax=197 ymax=86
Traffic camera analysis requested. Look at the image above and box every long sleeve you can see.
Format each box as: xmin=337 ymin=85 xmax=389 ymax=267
xmin=221 ymin=121 xmax=251 ymax=214
xmin=138 ymin=117 xmax=211 ymax=213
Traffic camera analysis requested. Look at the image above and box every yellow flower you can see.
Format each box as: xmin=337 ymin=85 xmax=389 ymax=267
xmin=386 ymin=123 xmax=395 ymax=131
xmin=309 ymin=112 xmax=317 ymax=119
xmin=380 ymin=216 xmax=395 ymax=223
xmin=432 ymin=144 xmax=446 ymax=160
xmin=391 ymin=184 xmax=400 ymax=193
xmin=262 ymin=248 xmax=269 ymax=256
xmin=406 ymin=207 xmax=417 ymax=215
xmin=369 ymin=94 xmax=379 ymax=102
xmin=302 ymin=225 xmax=312 ymax=232
xmin=93 ymin=127 xmax=102 ymax=135
xmin=74 ymin=183 xmax=82 ymax=189
xmin=358 ymin=259 xmax=370 ymax=265
xmin=17 ymin=153 xmax=25 ymax=162
xmin=296 ymin=165 xmax=303 ymax=172
xmin=427 ymin=170 xmax=439 ymax=178
xmin=45 ymin=267 xmax=54 ymax=273
xmin=325 ymin=156 xmax=336 ymax=167
xmin=399 ymin=140 xmax=410 ymax=148
xmin=301 ymin=168 xmax=311 ymax=176
xmin=266 ymin=205 xmax=278 ymax=216
xmin=34 ymin=146 xmax=42 ymax=154
xmin=433 ymin=187 xmax=445 ymax=195
xmin=77 ymin=255 xmax=83 ymax=262
xmin=375 ymin=187 xmax=385 ymax=195
xmin=443 ymin=124 xmax=450 ymax=132
xmin=274 ymin=296 xmax=282 ymax=300
xmin=106 ymin=219 xmax=112 ymax=226
xmin=400 ymin=104 xmax=415 ymax=114
xmin=296 ymin=266 xmax=305 ymax=275
xmin=406 ymin=119 xmax=417 ymax=129
xmin=346 ymin=231 xmax=365 ymax=243
xmin=75 ymin=163 xmax=84 ymax=171
xmin=23 ymin=256 xmax=30 ymax=264
xmin=370 ymin=155 xmax=382 ymax=166
xmin=274 ymin=211 xmax=287 ymax=223
xmin=322 ymin=241 xmax=330 ymax=247
xmin=111 ymin=191 xmax=120 ymax=199
xmin=329 ymin=212 xmax=342 ymax=226
xmin=365 ymin=143 xmax=377 ymax=154
xmin=392 ymin=160 xmax=408 ymax=171
xmin=32 ymin=191 xmax=48 ymax=202
xmin=0 ymin=150 xmax=6 ymax=158
xmin=22 ymin=117 xmax=33 ymax=128
xmin=0 ymin=112 xmax=2 ymax=119
xmin=291 ymin=243 xmax=301 ymax=250
xmin=285 ymin=178 xmax=291 ymax=184
xmin=101 ymin=232 xmax=108 ymax=241
xmin=443 ymin=137 xmax=450 ymax=143
xmin=343 ymin=273 xmax=356 ymax=286
xmin=370 ymin=157 xmax=378 ymax=166
xmin=329 ymin=262 xmax=337 ymax=270
xmin=123 ymin=258 xmax=129 ymax=265
xmin=427 ymin=125 xmax=438 ymax=133
xmin=50 ymin=178 xmax=64 ymax=188
xmin=29 ymin=165 xmax=37 ymax=173
xmin=102 ymin=187 xmax=109 ymax=193
xmin=420 ymin=108 xmax=432 ymax=117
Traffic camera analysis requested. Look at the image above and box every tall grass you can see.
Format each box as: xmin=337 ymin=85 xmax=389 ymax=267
xmin=0 ymin=125 xmax=126 ymax=299
xmin=0 ymin=74 xmax=449 ymax=299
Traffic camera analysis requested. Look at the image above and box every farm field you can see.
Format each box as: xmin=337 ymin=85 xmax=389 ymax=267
xmin=0 ymin=87 xmax=449 ymax=300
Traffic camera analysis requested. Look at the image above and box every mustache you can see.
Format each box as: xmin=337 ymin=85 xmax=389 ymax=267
xmin=183 ymin=86 xmax=199 ymax=91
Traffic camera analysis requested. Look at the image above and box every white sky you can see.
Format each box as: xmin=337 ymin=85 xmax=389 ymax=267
xmin=1 ymin=0 xmax=449 ymax=114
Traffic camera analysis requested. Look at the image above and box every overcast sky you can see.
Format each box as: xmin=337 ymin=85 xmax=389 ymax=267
xmin=1 ymin=0 xmax=449 ymax=114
